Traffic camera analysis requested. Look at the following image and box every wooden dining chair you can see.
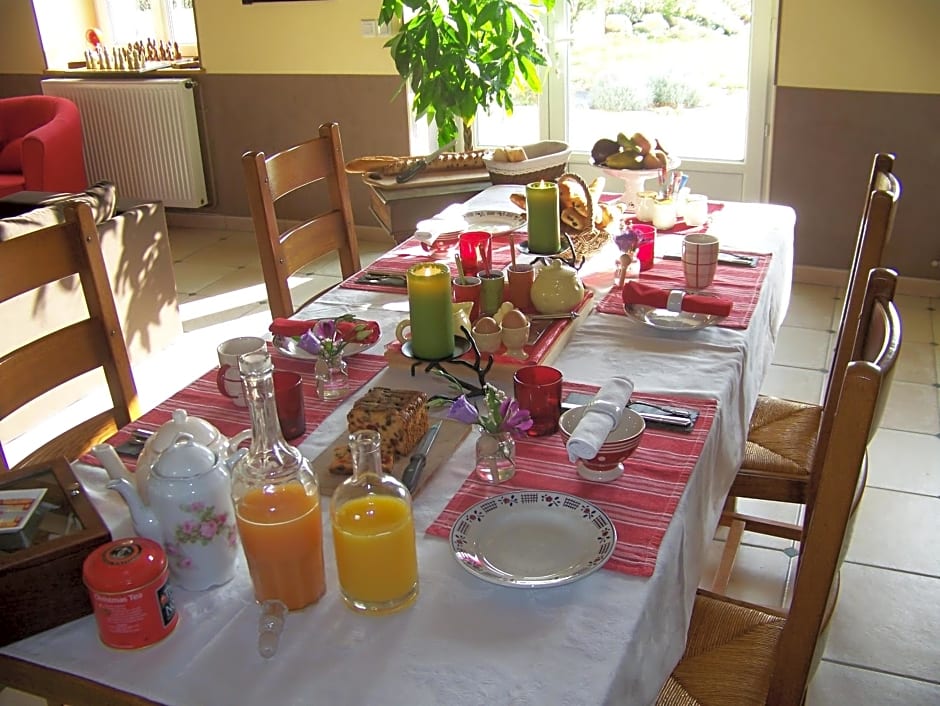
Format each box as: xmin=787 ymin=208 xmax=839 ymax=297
xmin=712 ymin=266 xmax=901 ymax=592
xmin=723 ymin=153 xmax=900 ymax=522
xmin=658 ymin=269 xmax=901 ymax=706
xmin=242 ymin=122 xmax=362 ymax=320
xmin=0 ymin=203 xmax=140 ymax=472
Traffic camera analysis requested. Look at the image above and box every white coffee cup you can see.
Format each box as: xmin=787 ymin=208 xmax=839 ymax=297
xmin=681 ymin=234 xmax=720 ymax=290
xmin=216 ymin=336 xmax=266 ymax=407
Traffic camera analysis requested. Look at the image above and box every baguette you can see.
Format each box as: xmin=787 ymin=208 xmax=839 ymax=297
xmin=345 ymin=156 xmax=400 ymax=174
xmin=380 ymin=151 xmax=486 ymax=176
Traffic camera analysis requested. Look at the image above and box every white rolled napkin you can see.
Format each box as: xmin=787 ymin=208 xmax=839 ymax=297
xmin=566 ymin=377 xmax=635 ymax=463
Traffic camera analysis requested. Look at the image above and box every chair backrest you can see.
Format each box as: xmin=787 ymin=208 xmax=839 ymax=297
xmin=824 ymin=153 xmax=900 ymax=409
xmin=241 ymin=122 xmax=361 ymax=319
xmin=767 ymin=267 xmax=901 ymax=705
xmin=0 ymin=203 xmax=139 ymax=471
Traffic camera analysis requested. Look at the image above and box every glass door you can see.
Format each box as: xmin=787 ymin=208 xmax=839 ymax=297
xmin=475 ymin=0 xmax=777 ymax=201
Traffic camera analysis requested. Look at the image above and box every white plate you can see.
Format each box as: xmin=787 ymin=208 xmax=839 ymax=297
xmin=0 ymin=488 xmax=47 ymax=533
xmin=462 ymin=209 xmax=526 ymax=235
xmin=272 ymin=334 xmax=375 ymax=360
xmin=623 ymin=303 xmax=722 ymax=331
xmin=449 ymin=491 xmax=616 ymax=588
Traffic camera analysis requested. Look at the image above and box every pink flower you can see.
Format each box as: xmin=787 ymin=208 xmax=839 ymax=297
xmin=200 ymin=521 xmax=218 ymax=539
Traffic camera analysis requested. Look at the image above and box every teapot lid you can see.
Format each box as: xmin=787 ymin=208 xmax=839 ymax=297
xmin=138 ymin=409 xmax=221 ymax=467
xmin=152 ymin=433 xmax=217 ymax=479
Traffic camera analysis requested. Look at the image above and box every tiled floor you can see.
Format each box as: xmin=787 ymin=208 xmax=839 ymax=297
xmin=3 ymin=227 xmax=940 ymax=704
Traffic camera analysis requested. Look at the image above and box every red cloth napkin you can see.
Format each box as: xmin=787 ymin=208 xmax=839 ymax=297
xmin=269 ymin=317 xmax=381 ymax=344
xmin=621 ymin=282 xmax=732 ymax=317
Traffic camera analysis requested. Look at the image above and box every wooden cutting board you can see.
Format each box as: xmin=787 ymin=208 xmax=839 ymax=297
xmin=312 ymin=419 xmax=471 ymax=498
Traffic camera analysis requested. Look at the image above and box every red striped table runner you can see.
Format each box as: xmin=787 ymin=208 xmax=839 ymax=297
xmin=342 ymin=233 xmax=517 ymax=294
xmin=595 ymin=252 xmax=771 ymax=330
xmin=83 ymin=349 xmax=386 ymax=471
xmin=427 ymin=382 xmax=718 ymax=577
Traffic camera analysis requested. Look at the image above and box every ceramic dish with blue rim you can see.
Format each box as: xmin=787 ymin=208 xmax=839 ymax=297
xmin=462 ymin=209 xmax=526 ymax=235
xmin=449 ymin=491 xmax=616 ymax=588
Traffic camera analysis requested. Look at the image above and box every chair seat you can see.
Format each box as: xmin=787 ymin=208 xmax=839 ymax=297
xmin=742 ymin=395 xmax=823 ymax=476
xmin=657 ymin=592 xmax=785 ymax=706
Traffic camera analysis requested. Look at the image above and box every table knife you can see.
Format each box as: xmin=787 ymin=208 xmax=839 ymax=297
xmin=661 ymin=252 xmax=757 ymax=267
xmin=395 ymin=141 xmax=455 ymax=184
xmin=400 ymin=422 xmax=442 ymax=492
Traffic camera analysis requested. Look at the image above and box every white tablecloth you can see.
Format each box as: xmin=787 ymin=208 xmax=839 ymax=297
xmin=2 ymin=191 xmax=794 ymax=706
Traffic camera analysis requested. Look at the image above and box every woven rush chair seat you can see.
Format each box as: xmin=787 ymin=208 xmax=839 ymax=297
xmin=743 ymin=397 xmax=823 ymax=478
xmin=657 ymin=591 xmax=785 ymax=706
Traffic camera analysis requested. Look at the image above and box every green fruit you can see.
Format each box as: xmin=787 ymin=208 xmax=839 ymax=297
xmin=605 ymin=151 xmax=644 ymax=169
xmin=616 ymin=132 xmax=640 ymax=154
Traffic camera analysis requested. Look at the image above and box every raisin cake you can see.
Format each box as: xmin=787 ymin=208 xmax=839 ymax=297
xmin=329 ymin=387 xmax=429 ymax=475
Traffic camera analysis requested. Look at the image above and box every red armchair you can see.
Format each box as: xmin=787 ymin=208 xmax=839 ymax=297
xmin=0 ymin=95 xmax=88 ymax=198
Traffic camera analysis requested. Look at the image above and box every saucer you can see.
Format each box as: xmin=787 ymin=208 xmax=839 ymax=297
xmin=401 ymin=335 xmax=471 ymax=361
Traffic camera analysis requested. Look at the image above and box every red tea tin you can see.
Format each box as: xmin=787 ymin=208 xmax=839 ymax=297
xmin=82 ymin=537 xmax=178 ymax=649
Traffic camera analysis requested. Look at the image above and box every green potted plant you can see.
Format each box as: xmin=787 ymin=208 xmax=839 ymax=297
xmin=378 ymin=0 xmax=556 ymax=148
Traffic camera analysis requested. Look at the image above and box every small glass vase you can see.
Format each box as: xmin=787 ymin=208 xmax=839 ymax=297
xmin=315 ymin=352 xmax=349 ymax=400
xmin=474 ymin=430 xmax=516 ymax=484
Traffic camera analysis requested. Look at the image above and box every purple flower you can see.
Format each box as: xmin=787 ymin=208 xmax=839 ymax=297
xmin=299 ymin=330 xmax=323 ymax=355
xmin=498 ymin=398 xmax=534 ymax=434
xmin=312 ymin=319 xmax=337 ymax=341
xmin=447 ymin=395 xmax=480 ymax=425
xmin=615 ymin=228 xmax=641 ymax=253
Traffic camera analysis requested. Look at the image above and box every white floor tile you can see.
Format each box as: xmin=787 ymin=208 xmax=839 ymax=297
xmin=758 ymin=364 xmax=826 ymax=404
xmin=846 ymin=487 xmax=940 ymax=577
xmin=700 ymin=539 xmax=793 ymax=610
xmin=894 ymin=295 xmax=934 ymax=344
xmin=0 ymin=688 xmax=46 ymax=706
xmin=881 ymin=382 xmax=940 ymax=435
xmin=783 ymin=283 xmax=841 ymax=331
xmin=823 ymin=562 xmax=940 ymax=682
xmin=867 ymin=428 xmax=940 ymax=497
xmin=895 ymin=342 xmax=939 ymax=385
xmin=772 ymin=327 xmax=833 ymax=370
xmin=808 ymin=660 xmax=940 ymax=706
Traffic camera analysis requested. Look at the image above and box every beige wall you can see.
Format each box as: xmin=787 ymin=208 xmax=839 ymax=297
xmin=778 ymin=0 xmax=940 ymax=94
xmin=195 ymin=0 xmax=394 ymax=75
xmin=0 ymin=1 xmax=46 ymax=73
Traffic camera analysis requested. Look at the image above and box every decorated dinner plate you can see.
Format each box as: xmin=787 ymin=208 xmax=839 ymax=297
xmin=449 ymin=491 xmax=616 ymax=588
xmin=623 ymin=303 xmax=723 ymax=331
xmin=462 ymin=209 xmax=526 ymax=235
xmin=272 ymin=334 xmax=376 ymax=360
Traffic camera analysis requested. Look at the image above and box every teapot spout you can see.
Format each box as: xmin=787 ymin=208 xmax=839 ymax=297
xmin=106 ymin=478 xmax=162 ymax=545
xmin=92 ymin=444 xmax=135 ymax=487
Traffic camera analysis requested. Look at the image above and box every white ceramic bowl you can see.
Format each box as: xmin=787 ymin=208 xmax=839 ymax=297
xmin=558 ymin=405 xmax=645 ymax=481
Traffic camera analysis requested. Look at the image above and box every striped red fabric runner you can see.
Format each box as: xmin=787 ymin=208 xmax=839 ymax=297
xmin=426 ymin=382 xmax=718 ymax=577
xmin=85 ymin=349 xmax=386 ymax=471
xmin=342 ymin=233 xmax=517 ymax=294
xmin=595 ymin=252 xmax=771 ymax=330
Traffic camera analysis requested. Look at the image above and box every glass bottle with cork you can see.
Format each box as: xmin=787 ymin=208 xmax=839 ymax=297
xmin=231 ymin=350 xmax=326 ymax=611
xmin=330 ymin=429 xmax=418 ymax=614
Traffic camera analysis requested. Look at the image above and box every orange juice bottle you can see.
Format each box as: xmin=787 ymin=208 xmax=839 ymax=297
xmin=231 ymin=351 xmax=325 ymax=610
xmin=330 ymin=430 xmax=418 ymax=614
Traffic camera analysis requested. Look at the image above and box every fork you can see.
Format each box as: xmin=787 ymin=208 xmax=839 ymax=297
xmin=629 ymin=400 xmax=695 ymax=419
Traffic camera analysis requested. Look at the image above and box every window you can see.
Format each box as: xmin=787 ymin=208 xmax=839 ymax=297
xmin=474 ymin=0 xmax=776 ymax=201
xmin=95 ymin=0 xmax=198 ymax=57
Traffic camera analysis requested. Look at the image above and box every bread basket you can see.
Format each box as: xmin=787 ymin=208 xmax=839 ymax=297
xmin=484 ymin=140 xmax=571 ymax=185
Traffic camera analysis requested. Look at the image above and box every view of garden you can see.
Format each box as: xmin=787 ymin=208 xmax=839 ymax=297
xmin=476 ymin=0 xmax=753 ymax=162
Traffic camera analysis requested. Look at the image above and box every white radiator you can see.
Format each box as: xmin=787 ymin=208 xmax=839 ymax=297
xmin=41 ymin=78 xmax=208 ymax=209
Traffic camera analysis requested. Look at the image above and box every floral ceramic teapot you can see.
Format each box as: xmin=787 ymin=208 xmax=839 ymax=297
xmin=530 ymin=260 xmax=585 ymax=314
xmin=107 ymin=433 xmax=243 ymax=591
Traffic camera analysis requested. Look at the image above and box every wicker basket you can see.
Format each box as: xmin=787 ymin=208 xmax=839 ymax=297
xmin=485 ymin=140 xmax=570 ymax=185
xmin=556 ymin=172 xmax=610 ymax=261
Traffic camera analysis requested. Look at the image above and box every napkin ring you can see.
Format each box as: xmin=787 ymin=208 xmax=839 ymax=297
xmin=585 ymin=399 xmax=623 ymax=425
xmin=666 ymin=289 xmax=685 ymax=313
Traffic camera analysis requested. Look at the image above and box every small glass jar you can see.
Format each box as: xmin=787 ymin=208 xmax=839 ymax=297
xmin=330 ymin=430 xmax=419 ymax=614
xmin=635 ymin=191 xmax=658 ymax=222
xmin=315 ymin=351 xmax=349 ymax=400
xmin=474 ymin=430 xmax=516 ymax=484
xmin=652 ymin=197 xmax=677 ymax=230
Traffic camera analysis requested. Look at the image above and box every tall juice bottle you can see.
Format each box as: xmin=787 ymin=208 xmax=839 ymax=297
xmin=231 ymin=350 xmax=325 ymax=610
xmin=330 ymin=430 xmax=418 ymax=614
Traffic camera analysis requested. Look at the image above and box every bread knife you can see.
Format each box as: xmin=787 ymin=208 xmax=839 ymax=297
xmin=401 ymin=422 xmax=442 ymax=492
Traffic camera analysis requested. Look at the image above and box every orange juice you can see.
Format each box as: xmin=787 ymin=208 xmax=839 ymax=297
xmin=236 ymin=483 xmax=325 ymax=610
xmin=331 ymin=494 xmax=418 ymax=613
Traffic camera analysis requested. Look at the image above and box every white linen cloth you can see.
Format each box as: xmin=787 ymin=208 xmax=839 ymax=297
xmin=566 ymin=376 xmax=634 ymax=462
xmin=1 ymin=196 xmax=794 ymax=706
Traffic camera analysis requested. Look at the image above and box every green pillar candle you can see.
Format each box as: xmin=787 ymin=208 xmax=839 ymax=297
xmin=526 ymin=180 xmax=561 ymax=254
xmin=406 ymin=263 xmax=454 ymax=360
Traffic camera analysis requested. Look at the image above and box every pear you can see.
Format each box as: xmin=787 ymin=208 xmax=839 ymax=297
xmin=606 ymin=151 xmax=645 ymax=170
xmin=616 ymin=133 xmax=641 ymax=154
xmin=631 ymin=132 xmax=653 ymax=156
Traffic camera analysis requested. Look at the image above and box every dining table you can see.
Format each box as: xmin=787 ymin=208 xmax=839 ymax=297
xmin=0 ymin=185 xmax=795 ymax=706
